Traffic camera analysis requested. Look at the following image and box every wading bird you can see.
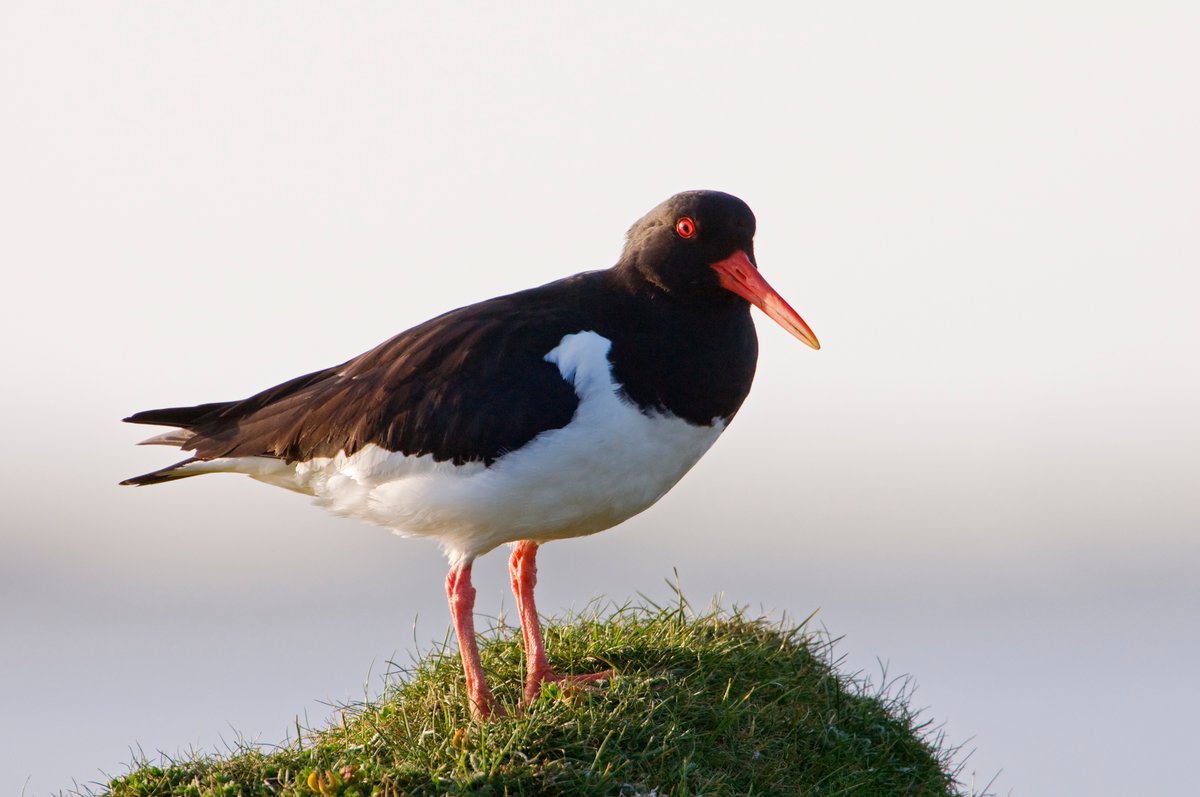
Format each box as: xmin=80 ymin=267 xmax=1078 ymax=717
xmin=122 ymin=190 xmax=820 ymax=718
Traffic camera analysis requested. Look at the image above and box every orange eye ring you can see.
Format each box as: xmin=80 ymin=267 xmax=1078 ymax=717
xmin=675 ymin=217 xmax=697 ymax=238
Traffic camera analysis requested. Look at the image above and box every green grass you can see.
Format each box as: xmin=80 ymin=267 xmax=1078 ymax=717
xmin=102 ymin=595 xmax=973 ymax=796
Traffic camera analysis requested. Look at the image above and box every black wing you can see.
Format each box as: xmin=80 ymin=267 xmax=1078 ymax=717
xmin=123 ymin=276 xmax=599 ymax=478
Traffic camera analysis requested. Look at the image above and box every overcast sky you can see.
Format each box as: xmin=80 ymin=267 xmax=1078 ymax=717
xmin=2 ymin=3 xmax=1198 ymax=795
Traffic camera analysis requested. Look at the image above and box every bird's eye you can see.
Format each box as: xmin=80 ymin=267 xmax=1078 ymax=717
xmin=675 ymin=217 xmax=697 ymax=239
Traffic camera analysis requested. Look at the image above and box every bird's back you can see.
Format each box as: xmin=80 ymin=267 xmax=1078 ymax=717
xmin=123 ymin=267 xmax=757 ymax=558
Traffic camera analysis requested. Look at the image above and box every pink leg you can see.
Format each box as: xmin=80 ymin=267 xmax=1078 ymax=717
xmin=509 ymin=540 xmax=611 ymax=705
xmin=446 ymin=561 xmax=501 ymax=719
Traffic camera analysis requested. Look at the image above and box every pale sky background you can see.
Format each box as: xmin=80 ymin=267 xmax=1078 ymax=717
xmin=2 ymin=3 xmax=1198 ymax=795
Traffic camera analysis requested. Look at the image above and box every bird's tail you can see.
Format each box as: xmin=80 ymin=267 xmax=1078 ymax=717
xmin=120 ymin=365 xmax=341 ymax=487
xmin=119 ymin=400 xmax=239 ymax=486
xmin=120 ymin=457 xmax=203 ymax=486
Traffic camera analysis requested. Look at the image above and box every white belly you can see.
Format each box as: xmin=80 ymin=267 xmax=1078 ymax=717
xmin=214 ymin=332 xmax=725 ymax=564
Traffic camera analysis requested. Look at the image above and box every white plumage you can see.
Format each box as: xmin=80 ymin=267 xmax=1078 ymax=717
xmin=174 ymin=331 xmax=726 ymax=565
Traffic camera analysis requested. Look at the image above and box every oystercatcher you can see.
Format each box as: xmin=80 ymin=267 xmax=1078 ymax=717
xmin=122 ymin=190 xmax=819 ymax=718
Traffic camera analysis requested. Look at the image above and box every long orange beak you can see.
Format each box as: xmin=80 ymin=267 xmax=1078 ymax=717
xmin=711 ymin=250 xmax=820 ymax=349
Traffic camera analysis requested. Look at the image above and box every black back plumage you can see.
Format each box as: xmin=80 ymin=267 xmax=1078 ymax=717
xmin=122 ymin=190 xmax=764 ymax=483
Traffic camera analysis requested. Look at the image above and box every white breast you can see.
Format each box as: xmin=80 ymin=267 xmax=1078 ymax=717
xmin=219 ymin=331 xmax=726 ymax=565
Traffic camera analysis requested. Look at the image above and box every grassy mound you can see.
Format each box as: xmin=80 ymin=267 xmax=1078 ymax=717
xmin=104 ymin=598 xmax=966 ymax=796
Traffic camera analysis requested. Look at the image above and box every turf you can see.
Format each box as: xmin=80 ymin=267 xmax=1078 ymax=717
xmin=101 ymin=595 xmax=972 ymax=796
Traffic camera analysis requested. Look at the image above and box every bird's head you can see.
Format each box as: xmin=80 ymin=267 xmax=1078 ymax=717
xmin=619 ymin=190 xmax=820 ymax=349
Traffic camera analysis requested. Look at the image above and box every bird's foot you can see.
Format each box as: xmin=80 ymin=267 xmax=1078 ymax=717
xmin=524 ymin=667 xmax=613 ymax=705
xmin=469 ymin=689 xmax=506 ymax=721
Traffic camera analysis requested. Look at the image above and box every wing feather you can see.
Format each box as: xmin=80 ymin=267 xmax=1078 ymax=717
xmin=123 ymin=275 xmax=601 ymax=469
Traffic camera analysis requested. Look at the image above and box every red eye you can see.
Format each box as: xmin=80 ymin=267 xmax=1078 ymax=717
xmin=675 ymin=217 xmax=697 ymax=238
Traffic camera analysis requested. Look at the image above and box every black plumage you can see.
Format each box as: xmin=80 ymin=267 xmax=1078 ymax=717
xmin=123 ymin=190 xmax=766 ymax=484
xmin=121 ymin=189 xmax=820 ymax=720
